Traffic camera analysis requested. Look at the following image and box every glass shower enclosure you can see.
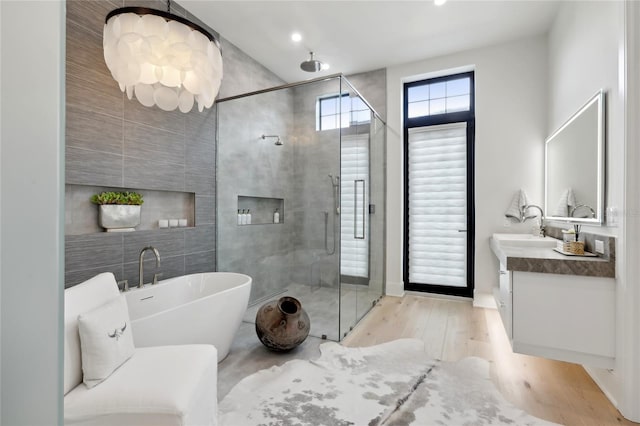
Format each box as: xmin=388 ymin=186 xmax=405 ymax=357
xmin=216 ymin=74 xmax=386 ymax=341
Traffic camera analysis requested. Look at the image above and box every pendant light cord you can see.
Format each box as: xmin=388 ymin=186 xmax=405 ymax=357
xmin=167 ymin=0 xmax=170 ymax=13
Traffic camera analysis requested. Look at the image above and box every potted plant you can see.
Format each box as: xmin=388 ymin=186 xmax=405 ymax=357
xmin=91 ymin=191 xmax=144 ymax=232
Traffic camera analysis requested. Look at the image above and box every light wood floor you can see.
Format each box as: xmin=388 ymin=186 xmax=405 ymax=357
xmin=342 ymin=295 xmax=636 ymax=426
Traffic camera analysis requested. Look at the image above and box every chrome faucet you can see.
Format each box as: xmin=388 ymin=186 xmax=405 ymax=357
xmin=570 ymin=204 xmax=596 ymax=218
xmin=139 ymin=246 xmax=161 ymax=288
xmin=523 ymin=204 xmax=545 ymax=237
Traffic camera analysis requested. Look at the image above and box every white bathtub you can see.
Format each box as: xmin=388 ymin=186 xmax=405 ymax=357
xmin=125 ymin=272 xmax=252 ymax=362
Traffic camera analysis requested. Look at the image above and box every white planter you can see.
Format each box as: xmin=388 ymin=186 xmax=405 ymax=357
xmin=99 ymin=205 xmax=141 ymax=232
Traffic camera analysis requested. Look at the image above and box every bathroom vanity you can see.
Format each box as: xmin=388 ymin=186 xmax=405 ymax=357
xmin=490 ymin=233 xmax=615 ymax=369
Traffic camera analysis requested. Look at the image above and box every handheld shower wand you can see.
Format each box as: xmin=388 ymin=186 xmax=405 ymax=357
xmin=328 ymin=174 xmax=340 ymax=215
xmin=325 ymin=174 xmax=340 ymax=255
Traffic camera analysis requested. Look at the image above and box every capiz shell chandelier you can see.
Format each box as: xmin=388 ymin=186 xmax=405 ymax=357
xmin=103 ymin=6 xmax=223 ymax=113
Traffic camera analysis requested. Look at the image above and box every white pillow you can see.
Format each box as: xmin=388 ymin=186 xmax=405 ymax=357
xmin=77 ymin=295 xmax=135 ymax=388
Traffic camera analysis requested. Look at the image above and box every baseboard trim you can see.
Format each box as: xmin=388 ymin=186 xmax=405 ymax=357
xmin=385 ymin=281 xmax=405 ymax=297
xmin=584 ymin=366 xmax=619 ymax=410
xmin=473 ymin=292 xmax=497 ymax=309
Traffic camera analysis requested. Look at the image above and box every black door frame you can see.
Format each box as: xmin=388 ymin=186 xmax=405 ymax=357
xmin=402 ymin=71 xmax=475 ymax=298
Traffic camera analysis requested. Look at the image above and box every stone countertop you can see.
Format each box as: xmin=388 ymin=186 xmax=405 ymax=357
xmin=490 ymin=237 xmax=615 ymax=278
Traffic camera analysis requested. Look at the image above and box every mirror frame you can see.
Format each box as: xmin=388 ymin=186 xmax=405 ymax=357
xmin=544 ymin=90 xmax=605 ymax=224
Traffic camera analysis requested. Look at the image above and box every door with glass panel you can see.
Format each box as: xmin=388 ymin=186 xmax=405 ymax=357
xmin=403 ymin=72 xmax=475 ymax=297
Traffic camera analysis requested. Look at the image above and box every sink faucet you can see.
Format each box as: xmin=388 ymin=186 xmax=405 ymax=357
xmin=523 ymin=204 xmax=545 ymax=237
xmin=570 ymin=204 xmax=596 ymax=218
xmin=139 ymin=246 xmax=161 ymax=288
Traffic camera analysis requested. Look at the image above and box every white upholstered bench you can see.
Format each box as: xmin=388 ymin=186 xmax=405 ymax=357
xmin=64 ymin=273 xmax=218 ymax=426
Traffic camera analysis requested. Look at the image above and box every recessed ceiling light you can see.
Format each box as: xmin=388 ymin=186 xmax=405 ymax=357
xmin=434 ymin=0 xmax=447 ymax=5
xmin=291 ymin=32 xmax=302 ymax=42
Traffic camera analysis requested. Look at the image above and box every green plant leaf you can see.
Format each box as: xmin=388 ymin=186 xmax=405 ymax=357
xmin=91 ymin=191 xmax=144 ymax=205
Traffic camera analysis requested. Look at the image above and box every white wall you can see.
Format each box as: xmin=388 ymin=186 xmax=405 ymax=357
xmin=548 ymin=1 xmax=624 ymax=235
xmin=386 ymin=36 xmax=548 ymax=299
xmin=548 ymin=0 xmax=632 ymax=417
xmin=0 ymin=1 xmax=65 ymax=424
xmin=621 ymin=2 xmax=640 ymax=421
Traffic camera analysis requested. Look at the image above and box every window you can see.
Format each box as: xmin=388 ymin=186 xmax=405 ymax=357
xmin=340 ymin=133 xmax=369 ymax=278
xmin=406 ymin=75 xmax=471 ymax=119
xmin=317 ymin=94 xmax=370 ymax=131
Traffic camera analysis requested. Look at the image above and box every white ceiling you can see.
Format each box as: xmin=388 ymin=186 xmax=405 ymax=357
xmin=182 ymin=1 xmax=561 ymax=83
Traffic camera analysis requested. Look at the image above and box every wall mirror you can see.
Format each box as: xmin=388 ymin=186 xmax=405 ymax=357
xmin=545 ymin=90 xmax=605 ymax=224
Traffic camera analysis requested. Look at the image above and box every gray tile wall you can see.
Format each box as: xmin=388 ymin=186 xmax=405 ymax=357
xmin=290 ymin=79 xmax=343 ymax=288
xmin=217 ymin=89 xmax=295 ymax=302
xmin=64 ymin=0 xmax=282 ymax=287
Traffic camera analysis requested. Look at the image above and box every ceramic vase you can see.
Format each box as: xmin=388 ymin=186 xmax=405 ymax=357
xmin=255 ymin=296 xmax=310 ymax=351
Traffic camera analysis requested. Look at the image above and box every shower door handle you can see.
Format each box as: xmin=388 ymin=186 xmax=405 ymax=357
xmin=354 ymin=180 xmax=365 ymax=239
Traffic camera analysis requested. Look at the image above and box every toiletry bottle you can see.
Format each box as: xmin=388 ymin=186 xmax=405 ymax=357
xmin=274 ymin=208 xmax=280 ymax=224
xmin=240 ymin=209 xmax=247 ymax=225
xmin=246 ymin=209 xmax=252 ymax=225
xmin=237 ymin=209 xmax=242 ymax=225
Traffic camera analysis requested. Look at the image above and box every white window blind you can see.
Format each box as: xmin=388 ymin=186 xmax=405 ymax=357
xmin=408 ymin=123 xmax=467 ymax=287
xmin=340 ymin=134 xmax=369 ymax=278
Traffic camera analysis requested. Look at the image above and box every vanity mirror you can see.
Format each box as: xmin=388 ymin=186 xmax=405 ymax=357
xmin=545 ymin=90 xmax=605 ymax=224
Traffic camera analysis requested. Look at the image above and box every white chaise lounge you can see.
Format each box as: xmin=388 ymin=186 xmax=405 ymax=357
xmin=64 ymin=272 xmax=218 ymax=426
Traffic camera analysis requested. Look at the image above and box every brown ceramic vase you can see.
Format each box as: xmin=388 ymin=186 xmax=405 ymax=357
xmin=255 ymin=296 xmax=310 ymax=352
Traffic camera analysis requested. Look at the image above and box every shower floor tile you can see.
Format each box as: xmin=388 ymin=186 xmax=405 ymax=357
xmin=243 ymin=282 xmax=381 ymax=342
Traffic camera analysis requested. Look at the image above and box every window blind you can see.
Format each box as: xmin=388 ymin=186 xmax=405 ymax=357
xmin=341 ymin=133 xmax=369 ymax=278
xmin=407 ymin=123 xmax=467 ymax=287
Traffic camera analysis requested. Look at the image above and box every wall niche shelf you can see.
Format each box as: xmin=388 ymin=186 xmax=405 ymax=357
xmin=237 ymin=195 xmax=284 ymax=225
xmin=66 ymin=184 xmax=196 ymax=235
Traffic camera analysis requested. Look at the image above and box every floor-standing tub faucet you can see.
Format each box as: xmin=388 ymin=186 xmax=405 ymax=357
xmin=139 ymin=246 xmax=161 ymax=288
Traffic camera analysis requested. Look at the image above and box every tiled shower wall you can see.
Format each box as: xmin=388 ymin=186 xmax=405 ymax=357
xmin=64 ymin=0 xmax=284 ymax=287
xmin=216 ymin=89 xmax=295 ymax=303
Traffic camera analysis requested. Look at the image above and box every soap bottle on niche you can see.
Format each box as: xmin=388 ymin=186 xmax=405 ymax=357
xmin=237 ymin=209 xmax=242 ymax=225
xmin=246 ymin=209 xmax=252 ymax=225
xmin=240 ymin=209 xmax=247 ymax=225
xmin=273 ymin=208 xmax=280 ymax=224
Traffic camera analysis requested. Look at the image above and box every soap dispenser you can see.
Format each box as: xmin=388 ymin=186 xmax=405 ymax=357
xmin=273 ymin=208 xmax=280 ymax=224
xmin=246 ymin=209 xmax=252 ymax=225
xmin=240 ymin=209 xmax=247 ymax=225
xmin=237 ymin=209 xmax=242 ymax=225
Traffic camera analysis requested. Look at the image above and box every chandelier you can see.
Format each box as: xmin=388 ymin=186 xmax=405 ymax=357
xmin=103 ymin=4 xmax=223 ymax=113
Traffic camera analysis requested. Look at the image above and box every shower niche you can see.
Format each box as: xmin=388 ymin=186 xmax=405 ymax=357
xmin=237 ymin=195 xmax=284 ymax=225
xmin=217 ymin=74 xmax=386 ymax=342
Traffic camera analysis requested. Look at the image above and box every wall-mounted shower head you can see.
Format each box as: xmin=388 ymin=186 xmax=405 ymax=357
xmin=261 ymin=134 xmax=283 ymax=146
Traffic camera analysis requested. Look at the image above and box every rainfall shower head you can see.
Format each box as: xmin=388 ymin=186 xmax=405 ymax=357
xmin=261 ymin=134 xmax=283 ymax=146
xmin=300 ymin=51 xmax=324 ymax=73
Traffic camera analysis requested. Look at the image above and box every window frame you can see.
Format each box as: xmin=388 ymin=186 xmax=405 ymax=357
xmin=317 ymin=93 xmax=371 ymax=131
xmin=405 ymin=71 xmax=474 ymax=127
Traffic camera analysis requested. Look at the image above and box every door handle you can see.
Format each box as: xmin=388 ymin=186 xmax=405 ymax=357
xmin=458 ymin=229 xmax=467 ymax=232
xmin=354 ymin=180 xmax=365 ymax=239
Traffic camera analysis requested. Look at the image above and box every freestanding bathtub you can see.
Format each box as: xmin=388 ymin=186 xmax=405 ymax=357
xmin=125 ymin=272 xmax=252 ymax=362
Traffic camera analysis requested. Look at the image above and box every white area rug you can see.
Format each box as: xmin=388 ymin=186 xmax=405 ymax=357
xmin=219 ymin=339 xmax=559 ymax=425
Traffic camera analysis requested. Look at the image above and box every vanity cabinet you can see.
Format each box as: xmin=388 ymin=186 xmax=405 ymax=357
xmin=493 ymin=266 xmax=615 ymax=369
xmin=511 ymin=271 xmax=615 ymax=369
xmin=490 ymin=234 xmax=616 ymax=369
